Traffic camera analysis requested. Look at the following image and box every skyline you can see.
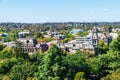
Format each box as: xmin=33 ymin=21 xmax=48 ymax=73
xmin=0 ymin=0 xmax=120 ymax=23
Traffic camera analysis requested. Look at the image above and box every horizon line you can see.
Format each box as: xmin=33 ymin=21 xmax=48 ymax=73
xmin=0 ymin=21 xmax=120 ymax=24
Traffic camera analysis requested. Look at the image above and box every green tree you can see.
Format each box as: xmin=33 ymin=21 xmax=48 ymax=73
xmin=76 ymin=32 xmax=88 ymax=37
xmin=110 ymin=32 xmax=120 ymax=51
xmin=0 ymin=48 xmax=13 ymax=59
xmin=29 ymin=53 xmax=44 ymax=65
xmin=101 ymin=68 xmax=120 ymax=80
xmin=98 ymin=40 xmax=108 ymax=54
xmin=38 ymin=44 xmax=66 ymax=80
xmin=62 ymin=38 xmax=70 ymax=43
xmin=9 ymin=62 xmax=37 ymax=80
xmin=0 ymin=59 xmax=16 ymax=74
xmin=3 ymin=37 xmax=10 ymax=42
xmin=74 ymin=72 xmax=86 ymax=80
xmin=0 ymin=43 xmax=6 ymax=51
xmin=35 ymin=32 xmax=44 ymax=38
xmin=63 ymin=51 xmax=89 ymax=80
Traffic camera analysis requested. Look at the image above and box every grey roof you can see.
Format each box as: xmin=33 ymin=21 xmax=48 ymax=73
xmin=70 ymin=29 xmax=84 ymax=34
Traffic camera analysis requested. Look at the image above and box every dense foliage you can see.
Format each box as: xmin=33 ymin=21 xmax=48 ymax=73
xmin=0 ymin=33 xmax=120 ymax=80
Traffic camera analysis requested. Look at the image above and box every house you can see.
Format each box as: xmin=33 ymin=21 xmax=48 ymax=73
xmin=50 ymin=32 xmax=58 ymax=38
xmin=50 ymin=32 xmax=65 ymax=40
xmin=54 ymin=34 xmax=65 ymax=40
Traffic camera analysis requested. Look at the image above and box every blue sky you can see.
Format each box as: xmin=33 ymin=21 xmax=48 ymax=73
xmin=0 ymin=0 xmax=120 ymax=23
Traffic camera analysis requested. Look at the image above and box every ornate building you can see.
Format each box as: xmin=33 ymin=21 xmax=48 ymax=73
xmin=17 ymin=38 xmax=48 ymax=54
xmin=91 ymin=27 xmax=98 ymax=56
xmin=57 ymin=27 xmax=99 ymax=55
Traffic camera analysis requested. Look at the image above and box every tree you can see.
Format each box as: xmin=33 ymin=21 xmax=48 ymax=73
xmin=29 ymin=53 xmax=44 ymax=65
xmin=9 ymin=62 xmax=37 ymax=80
xmin=76 ymin=32 xmax=88 ymax=37
xmin=0 ymin=59 xmax=16 ymax=74
xmin=87 ymin=57 xmax=101 ymax=79
xmin=98 ymin=40 xmax=108 ymax=55
xmin=101 ymin=68 xmax=120 ymax=80
xmin=74 ymin=72 xmax=86 ymax=80
xmin=35 ymin=32 xmax=44 ymax=38
xmin=63 ymin=51 xmax=89 ymax=80
xmin=38 ymin=44 xmax=66 ymax=80
xmin=0 ymin=47 xmax=13 ymax=59
xmin=3 ymin=37 xmax=10 ymax=42
xmin=110 ymin=32 xmax=120 ymax=52
xmin=0 ymin=43 xmax=6 ymax=51
xmin=62 ymin=38 xmax=70 ymax=43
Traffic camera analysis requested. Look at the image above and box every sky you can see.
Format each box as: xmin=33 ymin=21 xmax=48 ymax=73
xmin=0 ymin=0 xmax=120 ymax=23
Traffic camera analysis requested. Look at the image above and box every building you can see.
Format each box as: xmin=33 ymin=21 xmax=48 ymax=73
xmin=91 ymin=27 xmax=99 ymax=56
xmin=54 ymin=34 xmax=65 ymax=40
xmin=18 ymin=31 xmax=30 ymax=38
xmin=109 ymin=33 xmax=118 ymax=39
xmin=56 ymin=27 xmax=99 ymax=55
xmin=50 ymin=32 xmax=58 ymax=38
xmin=3 ymin=41 xmax=16 ymax=48
xmin=17 ymin=38 xmax=48 ymax=54
xmin=70 ymin=29 xmax=84 ymax=35
xmin=75 ymin=36 xmax=92 ymax=44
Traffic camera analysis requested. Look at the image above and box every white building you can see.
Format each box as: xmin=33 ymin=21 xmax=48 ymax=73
xmin=18 ymin=31 xmax=30 ymax=38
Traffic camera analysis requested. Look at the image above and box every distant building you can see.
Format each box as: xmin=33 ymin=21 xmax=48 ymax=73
xmin=3 ymin=41 xmax=16 ymax=48
xmin=50 ymin=32 xmax=65 ymax=40
xmin=75 ymin=36 xmax=92 ymax=44
xmin=56 ymin=27 xmax=100 ymax=55
xmin=109 ymin=33 xmax=118 ymax=39
xmin=70 ymin=29 xmax=84 ymax=35
xmin=18 ymin=31 xmax=30 ymax=38
xmin=50 ymin=32 xmax=58 ymax=38
xmin=55 ymin=34 xmax=65 ymax=40
xmin=91 ymin=27 xmax=99 ymax=56
xmin=17 ymin=38 xmax=48 ymax=54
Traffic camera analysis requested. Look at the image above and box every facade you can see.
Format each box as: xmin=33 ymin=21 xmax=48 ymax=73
xmin=17 ymin=38 xmax=48 ymax=54
xmin=3 ymin=41 xmax=16 ymax=48
xmin=91 ymin=27 xmax=98 ymax=56
xmin=56 ymin=27 xmax=99 ymax=55
xmin=50 ymin=32 xmax=58 ymax=38
xmin=75 ymin=36 xmax=92 ymax=44
xmin=18 ymin=32 xmax=30 ymax=38
xmin=50 ymin=32 xmax=65 ymax=40
xmin=55 ymin=34 xmax=65 ymax=40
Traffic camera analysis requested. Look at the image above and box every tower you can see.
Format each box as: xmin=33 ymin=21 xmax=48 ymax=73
xmin=91 ymin=27 xmax=98 ymax=56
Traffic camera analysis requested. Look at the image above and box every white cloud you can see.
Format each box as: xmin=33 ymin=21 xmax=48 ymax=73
xmin=103 ymin=8 xmax=109 ymax=12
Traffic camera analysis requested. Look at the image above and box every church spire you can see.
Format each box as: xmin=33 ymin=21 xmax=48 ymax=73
xmin=92 ymin=26 xmax=98 ymax=56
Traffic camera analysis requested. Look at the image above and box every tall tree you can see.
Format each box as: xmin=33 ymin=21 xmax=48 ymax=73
xmin=38 ymin=45 xmax=66 ymax=80
xmin=98 ymin=40 xmax=108 ymax=54
xmin=110 ymin=32 xmax=120 ymax=52
xmin=63 ymin=51 xmax=89 ymax=80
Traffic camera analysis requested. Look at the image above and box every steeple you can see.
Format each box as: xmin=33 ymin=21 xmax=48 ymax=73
xmin=92 ymin=26 xmax=98 ymax=56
